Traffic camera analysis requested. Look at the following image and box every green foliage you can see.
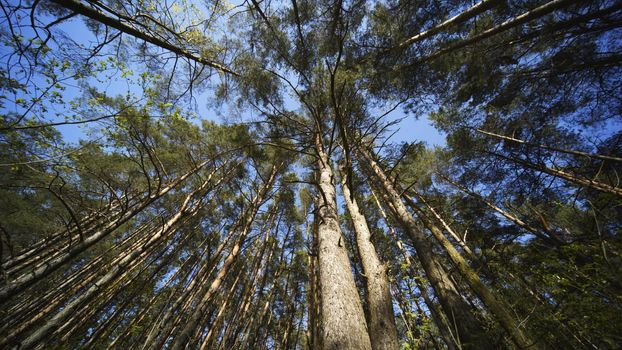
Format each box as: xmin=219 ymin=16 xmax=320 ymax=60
xmin=0 ymin=0 xmax=620 ymax=349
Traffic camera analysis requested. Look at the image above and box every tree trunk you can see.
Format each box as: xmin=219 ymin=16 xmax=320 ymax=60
xmin=369 ymin=188 xmax=459 ymax=350
xmin=489 ymin=150 xmax=622 ymax=197
xmin=358 ymin=146 xmax=494 ymax=349
xmin=423 ymin=0 xmax=582 ymax=63
xmin=13 ymin=174 xmax=214 ymax=349
xmin=393 ymin=0 xmax=501 ymax=50
xmin=169 ymin=163 xmax=279 ymax=350
xmin=339 ymin=166 xmax=399 ymax=350
xmin=0 ymin=160 xmax=225 ymax=304
xmin=401 ymin=193 xmax=541 ymax=350
xmin=437 ymin=172 xmax=565 ymax=245
xmin=315 ymin=135 xmax=372 ymax=350
xmin=477 ymin=128 xmax=622 ymax=163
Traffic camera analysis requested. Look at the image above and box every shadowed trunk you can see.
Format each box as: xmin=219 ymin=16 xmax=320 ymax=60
xmin=358 ymin=146 xmax=494 ymax=349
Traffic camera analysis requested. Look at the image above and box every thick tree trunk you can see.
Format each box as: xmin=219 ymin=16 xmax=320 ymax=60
xmin=315 ymin=135 xmax=372 ymax=350
xmin=358 ymin=146 xmax=494 ymax=349
xmin=339 ymin=167 xmax=399 ymax=350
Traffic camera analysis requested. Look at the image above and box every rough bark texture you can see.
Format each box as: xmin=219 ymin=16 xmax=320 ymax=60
xmin=315 ymin=137 xmax=372 ymax=350
xmin=340 ymin=168 xmax=399 ymax=350
xmin=358 ymin=147 xmax=494 ymax=350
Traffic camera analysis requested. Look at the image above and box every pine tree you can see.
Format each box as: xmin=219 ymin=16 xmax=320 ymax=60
xmin=0 ymin=0 xmax=620 ymax=349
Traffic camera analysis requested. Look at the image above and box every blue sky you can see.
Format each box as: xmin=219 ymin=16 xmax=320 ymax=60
xmin=0 ymin=3 xmax=446 ymax=150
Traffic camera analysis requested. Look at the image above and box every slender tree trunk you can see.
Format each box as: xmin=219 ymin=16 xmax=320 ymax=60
xmin=0 ymin=159 xmax=223 ymax=304
xmin=339 ymin=166 xmax=399 ymax=350
xmin=437 ymin=172 xmax=565 ymax=245
xmin=314 ymin=135 xmax=372 ymax=350
xmin=423 ymin=0 xmax=582 ymax=62
xmin=489 ymin=150 xmax=622 ymax=197
xmin=108 ymin=222 xmax=222 ymax=349
xmin=393 ymin=0 xmax=501 ymax=50
xmin=477 ymin=128 xmax=622 ymax=163
xmin=401 ymin=193 xmax=541 ymax=350
xmin=307 ymin=215 xmax=319 ymax=350
xmin=81 ymin=229 xmax=189 ymax=349
xmin=237 ymin=236 xmax=289 ymax=349
xmin=358 ymin=146 xmax=494 ymax=349
xmin=0 ymin=219 xmax=159 ymax=346
xmin=142 ymin=217 xmax=241 ymax=350
xmin=13 ymin=175 xmax=214 ymax=349
xmin=169 ymin=164 xmax=279 ymax=350
xmin=199 ymin=269 xmax=244 ymax=350
xmin=369 ymin=188 xmax=459 ymax=350
xmin=207 ymin=219 xmax=277 ymax=349
xmin=49 ymin=0 xmax=238 ymax=75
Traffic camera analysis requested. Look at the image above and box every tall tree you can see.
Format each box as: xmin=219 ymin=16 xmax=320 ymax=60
xmin=0 ymin=0 xmax=620 ymax=349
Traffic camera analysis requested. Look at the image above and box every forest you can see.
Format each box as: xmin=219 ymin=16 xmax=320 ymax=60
xmin=0 ymin=0 xmax=621 ymax=349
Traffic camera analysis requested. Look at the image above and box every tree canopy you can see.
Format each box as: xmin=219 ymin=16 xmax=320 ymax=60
xmin=0 ymin=0 xmax=621 ymax=349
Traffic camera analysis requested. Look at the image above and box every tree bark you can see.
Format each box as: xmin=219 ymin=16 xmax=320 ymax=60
xmin=339 ymin=166 xmax=399 ymax=350
xmin=358 ymin=146 xmax=494 ymax=349
xmin=315 ymin=135 xmax=372 ymax=350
